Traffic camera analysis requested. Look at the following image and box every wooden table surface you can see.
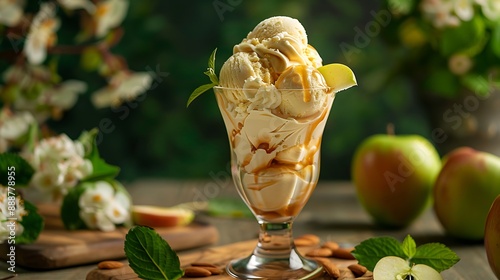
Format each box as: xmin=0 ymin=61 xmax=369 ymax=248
xmin=0 ymin=180 xmax=495 ymax=279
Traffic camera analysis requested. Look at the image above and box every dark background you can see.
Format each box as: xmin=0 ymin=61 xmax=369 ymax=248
xmin=47 ymin=0 xmax=433 ymax=182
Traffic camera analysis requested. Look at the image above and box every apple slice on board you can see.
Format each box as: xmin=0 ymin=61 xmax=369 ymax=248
xmin=132 ymin=205 xmax=195 ymax=228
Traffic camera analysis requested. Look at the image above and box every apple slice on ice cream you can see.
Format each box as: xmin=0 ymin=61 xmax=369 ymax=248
xmin=317 ymin=63 xmax=357 ymax=92
xmin=132 ymin=205 xmax=195 ymax=228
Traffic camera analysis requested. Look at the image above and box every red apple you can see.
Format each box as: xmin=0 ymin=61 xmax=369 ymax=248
xmin=352 ymin=134 xmax=441 ymax=228
xmin=485 ymin=195 xmax=500 ymax=279
xmin=132 ymin=205 xmax=195 ymax=228
xmin=434 ymin=147 xmax=500 ymax=240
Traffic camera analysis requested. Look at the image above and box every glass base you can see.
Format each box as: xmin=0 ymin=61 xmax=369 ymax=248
xmin=226 ymin=247 xmax=323 ymax=279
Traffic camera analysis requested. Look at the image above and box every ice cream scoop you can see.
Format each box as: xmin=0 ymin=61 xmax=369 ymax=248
xmin=219 ymin=16 xmax=327 ymax=119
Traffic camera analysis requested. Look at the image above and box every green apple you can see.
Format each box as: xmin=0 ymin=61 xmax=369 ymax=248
xmin=434 ymin=147 xmax=500 ymax=240
xmin=485 ymin=195 xmax=500 ymax=279
xmin=352 ymin=134 xmax=441 ymax=228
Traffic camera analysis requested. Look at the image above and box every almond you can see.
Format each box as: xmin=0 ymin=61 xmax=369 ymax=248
xmin=322 ymin=241 xmax=340 ymax=251
xmin=297 ymin=234 xmax=321 ymax=245
xmin=348 ymin=263 xmax=367 ymax=277
xmin=338 ymin=267 xmax=356 ymax=279
xmin=191 ymin=262 xmax=218 ymax=268
xmin=314 ymin=257 xmax=340 ymax=278
xmin=305 ymin=247 xmax=333 ymax=257
xmin=97 ymin=261 xmax=124 ymax=270
xmin=202 ymin=266 xmax=223 ymax=275
xmin=184 ymin=266 xmax=212 ymax=277
xmin=331 ymin=247 xmax=356 ymax=260
xmin=294 ymin=238 xmax=316 ymax=246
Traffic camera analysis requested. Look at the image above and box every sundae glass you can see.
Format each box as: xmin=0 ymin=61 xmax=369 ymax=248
xmin=190 ymin=16 xmax=356 ymax=279
xmin=215 ymin=85 xmax=335 ymax=279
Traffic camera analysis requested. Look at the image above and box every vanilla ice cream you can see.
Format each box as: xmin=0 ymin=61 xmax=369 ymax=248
xmin=216 ymin=16 xmax=337 ymax=222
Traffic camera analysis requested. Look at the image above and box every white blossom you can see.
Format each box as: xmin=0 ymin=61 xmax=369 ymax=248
xmin=0 ymin=186 xmax=27 ymax=244
xmin=476 ymin=0 xmax=500 ymax=20
xmin=0 ymin=109 xmax=35 ymax=152
xmin=421 ymin=0 xmax=461 ymax=28
xmin=24 ymin=3 xmax=60 ymax=65
xmin=0 ymin=0 xmax=24 ymax=27
xmin=40 ymin=80 xmax=88 ymax=110
xmin=454 ymin=0 xmax=475 ymax=21
xmin=91 ymin=71 xmax=152 ymax=108
xmin=78 ymin=181 xmax=131 ymax=231
xmin=94 ymin=0 xmax=128 ymax=38
xmin=24 ymin=134 xmax=93 ymax=201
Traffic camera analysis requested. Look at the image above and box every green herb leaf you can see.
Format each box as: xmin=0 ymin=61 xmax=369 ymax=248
xmin=61 ymin=183 xmax=88 ymax=230
xmin=17 ymin=200 xmax=44 ymax=244
xmin=186 ymin=48 xmax=218 ymax=107
xmin=351 ymin=236 xmax=407 ymax=271
xmin=0 ymin=153 xmax=34 ymax=187
xmin=402 ymin=234 xmax=416 ymax=259
xmin=186 ymin=83 xmax=217 ymax=107
xmin=125 ymin=226 xmax=184 ymax=280
xmin=205 ymin=48 xmax=218 ymax=84
xmin=412 ymin=243 xmax=460 ymax=272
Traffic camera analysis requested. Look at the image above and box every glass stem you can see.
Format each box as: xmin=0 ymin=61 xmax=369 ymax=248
xmin=254 ymin=221 xmax=295 ymax=259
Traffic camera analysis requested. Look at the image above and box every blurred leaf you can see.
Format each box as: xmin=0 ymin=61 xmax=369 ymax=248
xmin=81 ymin=47 xmax=103 ymax=71
xmin=17 ymin=201 xmax=44 ymax=244
xmin=0 ymin=153 xmax=34 ymax=187
xmin=61 ymin=183 xmax=87 ymax=230
xmin=388 ymin=0 xmax=416 ymax=15
xmin=491 ymin=22 xmax=500 ymax=58
xmin=462 ymin=74 xmax=491 ymax=97
xmin=207 ymin=197 xmax=253 ymax=218
xmin=440 ymin=17 xmax=485 ymax=56
xmin=423 ymin=69 xmax=460 ymax=98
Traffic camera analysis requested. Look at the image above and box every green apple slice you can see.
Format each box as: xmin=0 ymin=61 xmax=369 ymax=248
xmin=373 ymin=256 xmax=443 ymax=280
xmin=317 ymin=63 xmax=357 ymax=92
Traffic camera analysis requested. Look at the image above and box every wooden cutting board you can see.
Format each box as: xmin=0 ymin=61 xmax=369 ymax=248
xmin=0 ymin=204 xmax=218 ymax=270
xmin=86 ymin=239 xmax=360 ymax=280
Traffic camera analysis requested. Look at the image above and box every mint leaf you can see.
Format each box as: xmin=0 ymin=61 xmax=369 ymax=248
xmin=17 ymin=200 xmax=44 ymax=244
xmin=402 ymin=235 xmax=416 ymax=259
xmin=0 ymin=153 xmax=34 ymax=187
xmin=125 ymin=226 xmax=184 ymax=280
xmin=352 ymin=236 xmax=407 ymax=271
xmin=411 ymin=243 xmax=460 ymax=272
xmin=61 ymin=183 xmax=88 ymax=230
xmin=186 ymin=48 xmax=219 ymax=107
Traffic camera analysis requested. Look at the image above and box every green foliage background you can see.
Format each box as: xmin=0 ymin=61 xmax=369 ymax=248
xmin=48 ymin=0 xmax=432 ymax=181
